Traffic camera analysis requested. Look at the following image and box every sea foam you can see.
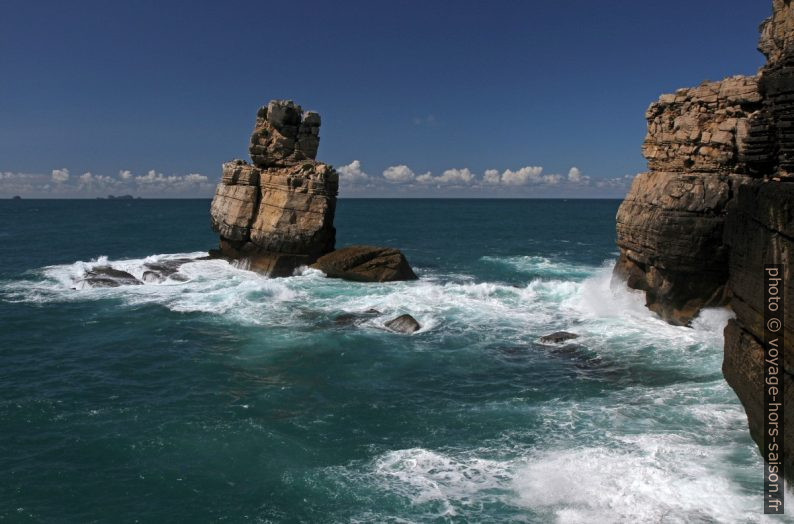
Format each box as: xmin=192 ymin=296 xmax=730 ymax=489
xmin=0 ymin=252 xmax=767 ymax=524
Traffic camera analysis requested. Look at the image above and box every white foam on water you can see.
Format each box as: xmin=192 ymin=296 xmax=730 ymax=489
xmin=481 ymin=255 xmax=593 ymax=279
xmin=0 ymin=252 xmax=738 ymax=356
xmin=512 ymin=439 xmax=774 ymax=524
xmin=1 ymin=252 xmax=303 ymax=326
xmin=1 ymin=252 xmax=774 ymax=521
xmin=341 ymin=432 xmax=773 ymax=523
xmin=370 ymin=448 xmax=512 ymax=517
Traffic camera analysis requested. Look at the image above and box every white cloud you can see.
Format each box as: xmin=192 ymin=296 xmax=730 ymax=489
xmin=417 ymin=168 xmax=475 ymax=185
xmin=542 ymin=173 xmax=562 ymax=185
xmin=415 ymin=171 xmax=434 ymax=183
xmin=596 ymin=173 xmax=638 ymax=189
xmin=483 ymin=169 xmax=501 ymax=184
xmin=500 ymin=166 xmax=544 ymax=185
xmin=383 ymin=164 xmax=415 ymax=183
xmin=136 ymin=169 xmax=166 ymax=184
xmin=567 ymin=166 xmax=590 ymax=184
xmin=78 ymin=172 xmax=119 ymax=190
xmin=134 ymin=169 xmax=209 ymax=187
xmin=1 ymin=167 xmax=212 ymax=197
xmin=51 ymin=168 xmax=70 ymax=183
xmin=1 ymin=171 xmax=37 ymax=181
xmin=184 ymin=173 xmax=209 ymax=183
xmin=439 ymin=168 xmax=475 ymax=184
xmin=337 ymin=160 xmax=369 ymax=184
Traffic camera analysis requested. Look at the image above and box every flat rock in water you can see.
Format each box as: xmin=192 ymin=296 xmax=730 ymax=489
xmin=385 ymin=314 xmax=421 ymax=334
xmin=311 ymin=245 xmax=418 ymax=283
xmin=539 ymin=331 xmax=579 ymax=344
xmin=81 ymin=267 xmax=142 ymax=287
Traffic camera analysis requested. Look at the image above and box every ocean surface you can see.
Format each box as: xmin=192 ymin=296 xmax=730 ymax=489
xmin=0 ymin=199 xmax=780 ymax=523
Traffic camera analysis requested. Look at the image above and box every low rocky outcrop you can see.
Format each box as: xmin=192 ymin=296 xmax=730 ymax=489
xmin=80 ymin=267 xmax=142 ymax=288
xmin=140 ymin=258 xmax=197 ymax=283
xmin=334 ymin=309 xmax=381 ymax=327
xmin=385 ymin=314 xmax=422 ymax=334
xmin=539 ymin=331 xmax=579 ymax=344
xmin=614 ymin=0 xmax=794 ymax=481
xmin=209 ymin=100 xmax=338 ymax=277
xmin=311 ymin=245 xmax=418 ymax=282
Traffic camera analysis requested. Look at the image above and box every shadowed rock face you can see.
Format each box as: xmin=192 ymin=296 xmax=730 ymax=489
xmin=209 ymin=100 xmax=338 ymax=276
xmin=615 ymin=0 xmax=794 ymax=481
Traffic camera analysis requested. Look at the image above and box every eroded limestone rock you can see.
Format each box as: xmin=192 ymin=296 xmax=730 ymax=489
xmin=209 ymin=101 xmax=338 ymax=276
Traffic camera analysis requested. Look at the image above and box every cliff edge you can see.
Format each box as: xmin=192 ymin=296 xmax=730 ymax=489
xmin=614 ymin=0 xmax=794 ymax=480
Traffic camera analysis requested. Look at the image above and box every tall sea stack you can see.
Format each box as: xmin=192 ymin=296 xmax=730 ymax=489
xmin=614 ymin=0 xmax=793 ymax=480
xmin=210 ymin=100 xmax=338 ymax=276
xmin=209 ymin=100 xmax=418 ymax=283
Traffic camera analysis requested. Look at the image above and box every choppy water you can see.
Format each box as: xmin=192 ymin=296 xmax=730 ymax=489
xmin=0 ymin=199 xmax=779 ymax=522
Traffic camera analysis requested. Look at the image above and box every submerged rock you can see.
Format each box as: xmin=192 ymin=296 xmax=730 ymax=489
xmin=539 ymin=331 xmax=579 ymax=344
xmin=333 ymin=309 xmax=381 ymax=326
xmin=140 ymin=258 xmax=195 ymax=283
xmin=384 ymin=314 xmax=421 ymax=334
xmin=80 ymin=267 xmax=142 ymax=287
xmin=311 ymin=245 xmax=417 ymax=283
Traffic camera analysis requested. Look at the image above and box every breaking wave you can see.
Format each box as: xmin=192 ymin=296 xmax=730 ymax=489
xmin=0 ymin=251 xmax=769 ymax=522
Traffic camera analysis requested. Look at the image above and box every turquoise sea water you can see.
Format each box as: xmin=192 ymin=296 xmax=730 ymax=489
xmin=0 ymin=199 xmax=778 ymax=522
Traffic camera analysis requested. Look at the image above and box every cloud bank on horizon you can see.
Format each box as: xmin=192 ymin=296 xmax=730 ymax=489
xmin=336 ymin=160 xmax=637 ymax=197
xmin=0 ymin=168 xmax=213 ymax=198
xmin=0 ymin=162 xmax=637 ymax=198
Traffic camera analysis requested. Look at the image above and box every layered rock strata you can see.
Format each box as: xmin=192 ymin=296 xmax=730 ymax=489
xmin=209 ymin=100 xmax=417 ymax=282
xmin=723 ymin=181 xmax=794 ymax=480
xmin=210 ymin=100 xmax=338 ymax=276
xmin=615 ymin=0 xmax=794 ymax=480
xmin=722 ymin=0 xmax=794 ymax=482
xmin=615 ymin=76 xmax=761 ymax=325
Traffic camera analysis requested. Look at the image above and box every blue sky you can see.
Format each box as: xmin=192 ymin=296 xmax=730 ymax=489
xmin=0 ymin=0 xmax=771 ymax=198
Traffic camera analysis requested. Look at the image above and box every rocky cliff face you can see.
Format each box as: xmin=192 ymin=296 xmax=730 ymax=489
xmin=210 ymin=100 xmax=338 ymax=276
xmin=615 ymin=0 xmax=794 ymax=480
xmin=615 ymin=76 xmax=760 ymax=325
xmin=723 ymin=0 xmax=794 ymax=484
